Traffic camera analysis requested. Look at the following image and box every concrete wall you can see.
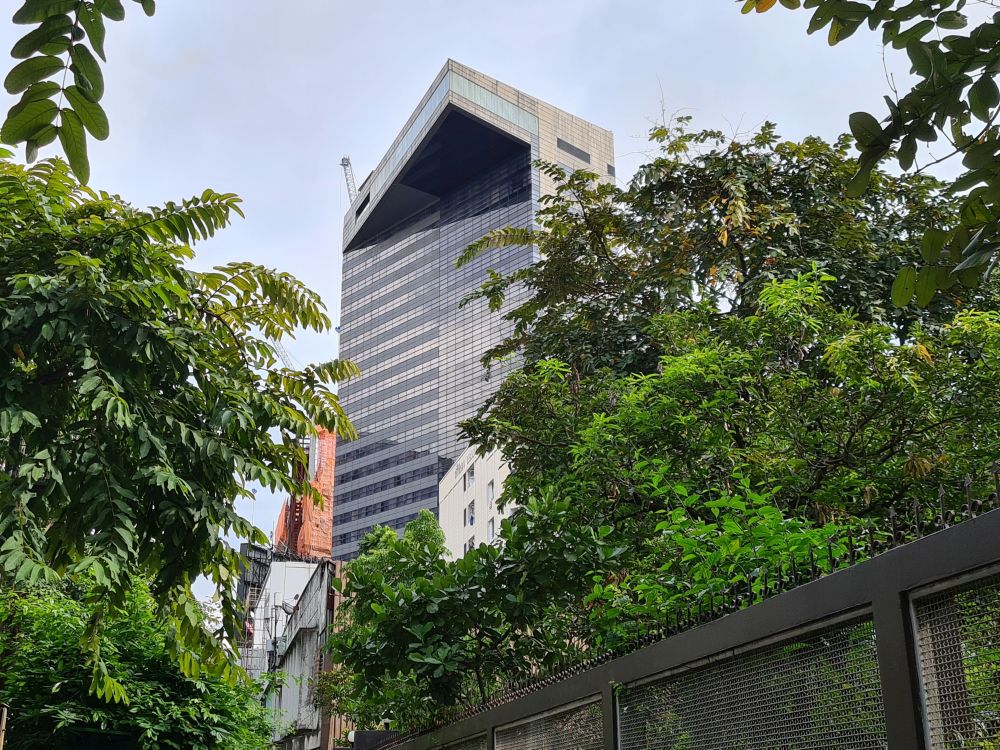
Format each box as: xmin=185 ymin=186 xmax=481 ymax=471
xmin=272 ymin=561 xmax=349 ymax=750
xmin=244 ymin=560 xmax=317 ymax=680
xmin=439 ymin=445 xmax=511 ymax=559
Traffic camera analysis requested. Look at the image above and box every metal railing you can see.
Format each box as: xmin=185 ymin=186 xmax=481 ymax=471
xmin=373 ymin=490 xmax=1000 ymax=750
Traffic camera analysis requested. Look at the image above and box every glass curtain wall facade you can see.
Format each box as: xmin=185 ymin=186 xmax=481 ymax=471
xmin=334 ymin=61 xmax=613 ymax=559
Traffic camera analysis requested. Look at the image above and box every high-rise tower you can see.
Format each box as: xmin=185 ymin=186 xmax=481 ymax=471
xmin=333 ymin=60 xmax=614 ymax=559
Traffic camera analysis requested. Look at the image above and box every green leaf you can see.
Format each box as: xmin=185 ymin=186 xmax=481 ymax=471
xmin=961 ymin=141 xmax=996 ymax=170
xmin=892 ymin=265 xmax=917 ymax=307
xmin=960 ymin=196 xmax=992 ymax=226
xmin=906 ymin=42 xmax=932 ymax=77
xmin=58 ymin=107 xmax=89 ymax=183
xmin=849 ymin=112 xmax=883 ymax=147
xmin=914 ymin=266 xmax=938 ymax=307
xmin=845 ymin=159 xmax=876 ymax=198
xmin=10 ymin=14 xmax=72 ymax=59
xmin=96 ymin=0 xmax=126 ymax=21
xmin=12 ymin=0 xmax=78 ymax=24
xmin=779 ymin=0 xmax=801 ymax=7
xmin=79 ymin=5 xmax=107 ymax=61
xmin=70 ymin=44 xmax=105 ymax=101
xmin=1 ymin=99 xmax=57 ymax=145
xmin=829 ymin=17 xmax=861 ymax=44
xmin=24 ymin=123 xmax=56 ymax=161
xmin=892 ymin=19 xmax=934 ymax=50
xmin=920 ymin=228 xmax=948 ymax=263
xmin=835 ymin=1 xmax=869 ymax=21
xmin=140 ymin=0 xmax=155 ymax=16
xmin=828 ymin=17 xmax=843 ymax=44
xmin=64 ymin=85 xmax=109 ymax=140
xmin=957 ymin=266 xmax=982 ymax=288
xmin=937 ymin=11 xmax=967 ymax=30
xmin=897 ymin=134 xmax=917 ymax=170
xmin=4 ymin=55 xmax=64 ymax=95
xmin=954 ymin=247 xmax=996 ymax=272
xmin=969 ymin=76 xmax=1000 ymax=122
xmin=17 ymin=80 xmax=60 ymax=103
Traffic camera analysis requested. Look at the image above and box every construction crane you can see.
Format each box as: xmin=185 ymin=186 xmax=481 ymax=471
xmin=340 ymin=156 xmax=358 ymax=201
xmin=269 ymin=337 xmax=296 ymax=369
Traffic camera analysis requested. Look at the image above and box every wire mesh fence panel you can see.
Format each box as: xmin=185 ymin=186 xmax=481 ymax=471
xmin=913 ymin=571 xmax=1000 ymax=749
xmin=495 ymin=699 xmax=603 ymax=750
xmin=617 ymin=616 xmax=888 ymax=750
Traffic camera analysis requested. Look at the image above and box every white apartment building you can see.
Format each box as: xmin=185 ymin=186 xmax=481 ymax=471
xmin=439 ymin=445 xmax=512 ymax=558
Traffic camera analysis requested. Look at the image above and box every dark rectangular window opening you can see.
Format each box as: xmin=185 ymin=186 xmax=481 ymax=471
xmin=607 ymin=164 xmax=616 ymax=177
xmin=355 ymin=193 xmax=370 ymax=218
xmin=557 ymin=138 xmax=591 ymax=164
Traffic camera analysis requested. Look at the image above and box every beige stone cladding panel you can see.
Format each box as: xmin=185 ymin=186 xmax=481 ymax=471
xmin=536 ymin=100 xmax=614 ymax=200
xmin=445 ymin=60 xmax=613 ymax=200
xmin=446 ymin=62 xmax=540 ymax=147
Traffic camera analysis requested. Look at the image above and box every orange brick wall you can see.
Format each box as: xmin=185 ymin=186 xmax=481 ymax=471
xmin=274 ymin=429 xmax=336 ymax=559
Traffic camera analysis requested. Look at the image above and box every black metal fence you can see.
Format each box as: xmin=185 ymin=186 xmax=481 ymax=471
xmin=373 ymin=502 xmax=1000 ymax=750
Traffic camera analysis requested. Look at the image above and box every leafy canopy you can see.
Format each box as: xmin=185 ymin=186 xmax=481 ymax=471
xmin=460 ymin=121 xmax=988 ymax=379
xmin=742 ymin=0 xmax=1000 ymax=301
xmin=0 ymin=152 xmax=356 ymax=698
xmin=326 ymin=121 xmax=1000 ymax=728
xmin=0 ymin=578 xmax=272 ymax=750
xmin=327 ymin=272 xmax=1000 ymax=732
xmin=475 ymin=272 xmax=1000 ymax=527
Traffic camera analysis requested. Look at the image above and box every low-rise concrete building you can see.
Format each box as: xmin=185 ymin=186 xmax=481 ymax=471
xmin=238 ymin=546 xmax=318 ymax=680
xmin=270 ymin=560 xmax=350 ymax=750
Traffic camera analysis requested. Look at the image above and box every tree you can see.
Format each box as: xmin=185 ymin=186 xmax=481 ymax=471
xmin=323 ymin=505 xmax=622 ymax=730
xmin=470 ymin=271 xmax=1000 ymax=525
xmin=460 ymin=122 xmax=988 ymax=380
xmin=0 ymin=578 xmax=273 ymax=750
xmin=318 ymin=514 xmax=450 ymax=732
xmin=742 ymin=0 xmax=1000 ymax=301
xmin=2 ymin=0 xmax=155 ymax=183
xmin=323 ymin=273 xmax=1000 ymax=731
xmin=322 ymin=124 xmax=1000 ymax=731
xmin=0 ymin=152 xmax=356 ymax=697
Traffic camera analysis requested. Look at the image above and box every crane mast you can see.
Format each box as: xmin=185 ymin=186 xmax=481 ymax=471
xmin=270 ymin=338 xmax=295 ymax=369
xmin=340 ymin=156 xmax=358 ymax=201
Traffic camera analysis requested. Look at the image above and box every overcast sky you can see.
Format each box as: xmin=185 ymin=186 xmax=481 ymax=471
xmin=1 ymin=1 xmax=940 ymax=547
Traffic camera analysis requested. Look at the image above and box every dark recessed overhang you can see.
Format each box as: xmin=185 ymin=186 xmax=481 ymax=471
xmin=345 ymin=106 xmax=529 ymax=252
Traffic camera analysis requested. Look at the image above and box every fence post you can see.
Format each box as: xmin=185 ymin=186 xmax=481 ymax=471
xmin=872 ymin=592 xmax=925 ymax=749
xmin=602 ymin=681 xmax=615 ymax=750
xmin=0 ymin=703 xmax=7 ymax=750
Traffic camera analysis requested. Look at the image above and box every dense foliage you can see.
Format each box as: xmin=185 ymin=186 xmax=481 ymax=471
xmin=323 ymin=125 xmax=1000 ymax=731
xmin=743 ymin=0 xmax=1000 ymax=299
xmin=0 ymin=153 xmax=355 ymax=697
xmin=477 ymin=272 xmax=1000 ymax=522
xmin=328 ymin=272 xmax=1000 ymax=729
xmin=461 ymin=122 xmax=987 ymax=378
xmin=0 ymin=579 xmax=272 ymax=750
